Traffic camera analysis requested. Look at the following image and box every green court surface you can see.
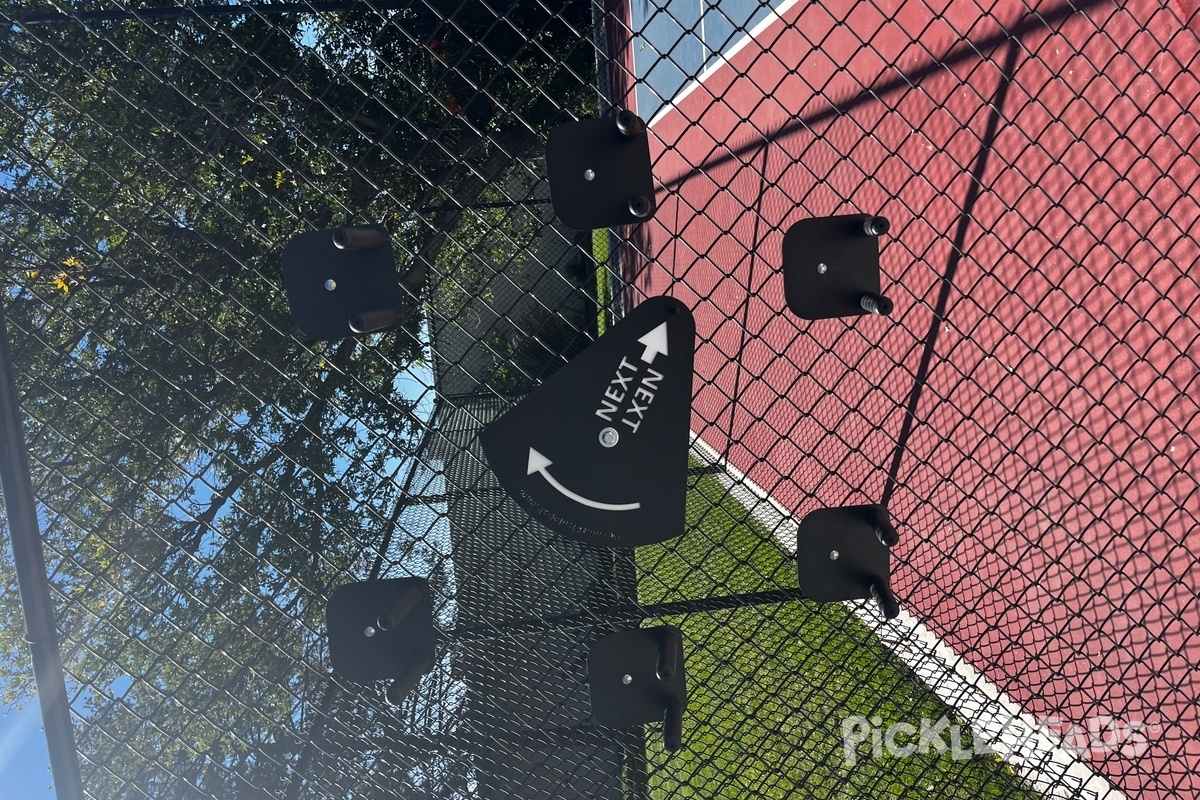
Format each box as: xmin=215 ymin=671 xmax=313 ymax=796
xmin=634 ymin=472 xmax=1038 ymax=800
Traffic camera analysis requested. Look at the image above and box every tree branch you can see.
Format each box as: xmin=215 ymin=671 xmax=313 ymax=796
xmin=178 ymin=337 xmax=357 ymax=553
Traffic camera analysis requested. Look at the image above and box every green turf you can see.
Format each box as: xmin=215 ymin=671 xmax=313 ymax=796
xmin=592 ymin=228 xmax=612 ymax=334
xmin=633 ymin=472 xmax=1042 ymax=799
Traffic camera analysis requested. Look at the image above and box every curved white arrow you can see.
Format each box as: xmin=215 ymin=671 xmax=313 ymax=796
xmin=526 ymin=448 xmax=641 ymax=512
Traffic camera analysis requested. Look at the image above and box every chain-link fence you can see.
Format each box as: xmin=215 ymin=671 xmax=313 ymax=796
xmin=0 ymin=1 xmax=1196 ymax=799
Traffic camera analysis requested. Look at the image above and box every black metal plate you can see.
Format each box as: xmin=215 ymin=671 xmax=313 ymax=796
xmin=587 ymin=627 xmax=686 ymax=729
xmin=479 ymin=296 xmax=694 ymax=547
xmin=782 ymin=214 xmax=886 ymax=320
xmin=795 ymin=505 xmax=891 ymax=601
xmin=326 ymin=578 xmax=435 ymax=683
xmin=281 ymin=225 xmax=402 ymax=340
xmin=546 ymin=113 xmax=656 ymax=230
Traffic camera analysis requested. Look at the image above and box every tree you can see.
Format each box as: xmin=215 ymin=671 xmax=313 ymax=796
xmin=0 ymin=0 xmax=596 ymax=796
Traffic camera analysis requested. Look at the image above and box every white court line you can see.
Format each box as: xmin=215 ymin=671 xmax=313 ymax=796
xmin=688 ymin=431 xmax=1126 ymax=800
xmin=647 ymin=0 xmax=805 ymax=128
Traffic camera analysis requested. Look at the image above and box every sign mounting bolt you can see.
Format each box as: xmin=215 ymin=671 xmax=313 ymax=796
xmin=599 ymin=427 xmax=620 ymax=448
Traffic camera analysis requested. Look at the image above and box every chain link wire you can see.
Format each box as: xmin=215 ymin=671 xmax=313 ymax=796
xmin=0 ymin=0 xmax=1195 ymax=798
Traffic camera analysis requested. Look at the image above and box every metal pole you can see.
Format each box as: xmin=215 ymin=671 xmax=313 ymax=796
xmin=445 ymin=588 xmax=808 ymax=642
xmin=0 ymin=301 xmax=85 ymax=800
xmin=418 ymin=198 xmax=553 ymax=214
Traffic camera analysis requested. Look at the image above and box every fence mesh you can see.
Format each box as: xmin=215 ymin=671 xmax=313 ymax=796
xmin=0 ymin=1 xmax=1196 ymax=799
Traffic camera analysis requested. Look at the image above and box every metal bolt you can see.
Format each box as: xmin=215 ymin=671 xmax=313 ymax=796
xmin=324 ymin=279 xmax=337 ymax=291
xmin=817 ymin=263 xmax=828 ymax=274
xmin=862 ymin=215 xmax=890 ymax=237
xmin=860 ymin=293 xmax=893 ymax=316
xmin=829 ymin=550 xmax=840 ymax=561
xmin=615 ymin=109 xmax=644 ymax=137
xmin=628 ymin=195 xmax=652 ymax=218
xmin=583 ymin=169 xmax=596 ymax=181
xmin=621 ymin=674 xmax=633 ymax=685
xmin=363 ymin=626 xmax=377 ymax=637
xmin=599 ymin=427 xmax=619 ymax=448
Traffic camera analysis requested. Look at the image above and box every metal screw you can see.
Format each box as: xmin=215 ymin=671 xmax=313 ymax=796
xmin=599 ymin=427 xmax=619 ymax=448
xmin=583 ymin=169 xmax=596 ymax=181
xmin=817 ymin=263 xmax=828 ymax=274
xmin=628 ymin=195 xmax=652 ymax=218
xmin=829 ymin=550 xmax=840 ymax=561
xmin=621 ymin=674 xmax=633 ymax=685
xmin=363 ymin=626 xmax=377 ymax=637
xmin=324 ymin=279 xmax=337 ymax=291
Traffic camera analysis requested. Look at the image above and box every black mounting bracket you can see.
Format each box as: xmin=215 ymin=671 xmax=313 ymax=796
xmin=782 ymin=214 xmax=894 ymax=320
xmin=326 ymin=578 xmax=436 ymax=705
xmin=795 ymin=504 xmax=901 ymax=619
xmin=546 ymin=109 xmax=657 ymax=230
xmin=282 ymin=225 xmax=404 ymax=340
xmin=587 ymin=626 xmax=687 ymax=751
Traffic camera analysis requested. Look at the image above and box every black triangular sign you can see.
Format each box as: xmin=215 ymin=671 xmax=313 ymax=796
xmin=480 ymin=296 xmax=695 ymax=547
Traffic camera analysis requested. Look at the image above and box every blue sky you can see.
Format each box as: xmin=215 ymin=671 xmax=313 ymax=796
xmin=0 ymin=702 xmax=55 ymax=799
xmin=0 ymin=352 xmax=440 ymax=799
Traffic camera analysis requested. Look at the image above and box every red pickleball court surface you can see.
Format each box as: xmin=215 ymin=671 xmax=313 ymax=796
xmin=611 ymin=1 xmax=1200 ymax=796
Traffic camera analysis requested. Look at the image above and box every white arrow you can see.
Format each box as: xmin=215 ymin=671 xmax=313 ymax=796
xmin=637 ymin=322 xmax=669 ymax=364
xmin=526 ymin=447 xmax=641 ymax=512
